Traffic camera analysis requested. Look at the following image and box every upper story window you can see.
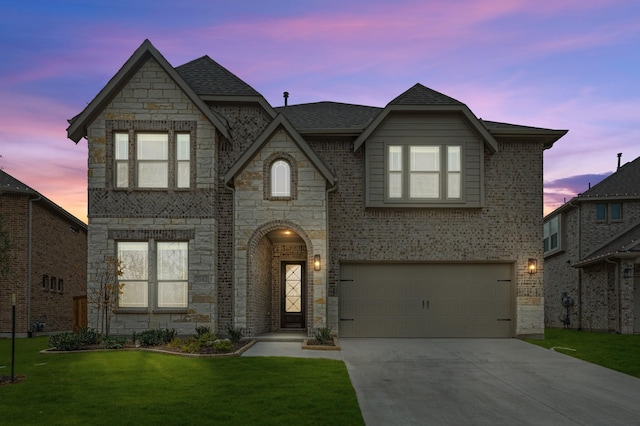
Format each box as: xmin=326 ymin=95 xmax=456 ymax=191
xmin=596 ymin=203 xmax=622 ymax=223
xmin=544 ymin=214 xmax=561 ymax=255
xmin=271 ymin=160 xmax=291 ymax=197
xmin=387 ymin=144 xmax=461 ymax=201
xmin=114 ymin=132 xmax=191 ymax=189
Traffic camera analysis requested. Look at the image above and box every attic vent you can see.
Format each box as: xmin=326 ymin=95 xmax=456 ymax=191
xmin=70 ymin=226 xmax=79 ymax=234
xmin=283 ymin=91 xmax=289 ymax=106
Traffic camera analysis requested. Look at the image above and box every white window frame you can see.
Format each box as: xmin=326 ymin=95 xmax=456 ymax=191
xmin=270 ymin=160 xmax=291 ymax=197
xmin=386 ymin=143 xmax=462 ymax=202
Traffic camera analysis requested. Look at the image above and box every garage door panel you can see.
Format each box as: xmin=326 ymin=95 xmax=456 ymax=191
xmin=339 ymin=263 xmax=513 ymax=338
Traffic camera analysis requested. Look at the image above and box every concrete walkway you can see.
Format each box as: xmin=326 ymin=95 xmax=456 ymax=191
xmin=244 ymin=337 xmax=640 ymax=425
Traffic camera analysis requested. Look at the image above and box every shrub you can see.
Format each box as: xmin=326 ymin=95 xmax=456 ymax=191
xmin=197 ymin=332 xmax=218 ymax=348
xmin=100 ymin=335 xmax=127 ymax=349
xmin=195 ymin=325 xmax=212 ymax=338
xmin=133 ymin=328 xmax=177 ymax=347
xmin=213 ymin=339 xmax=234 ymax=353
xmin=180 ymin=337 xmax=202 ymax=354
xmin=76 ymin=328 xmax=100 ymax=346
xmin=314 ymin=327 xmax=332 ymax=344
xmin=49 ymin=332 xmax=84 ymax=351
xmin=225 ymin=325 xmax=245 ymax=342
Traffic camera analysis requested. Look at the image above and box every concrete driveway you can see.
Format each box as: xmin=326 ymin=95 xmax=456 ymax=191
xmin=339 ymin=338 xmax=640 ymax=426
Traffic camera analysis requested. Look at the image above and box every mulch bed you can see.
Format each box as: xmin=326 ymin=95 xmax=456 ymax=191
xmin=0 ymin=374 xmax=26 ymax=386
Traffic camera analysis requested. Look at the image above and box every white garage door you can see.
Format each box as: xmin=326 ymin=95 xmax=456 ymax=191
xmin=339 ymin=263 xmax=513 ymax=337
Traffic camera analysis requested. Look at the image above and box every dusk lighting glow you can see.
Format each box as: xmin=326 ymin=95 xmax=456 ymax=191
xmin=2 ymin=0 xmax=639 ymax=223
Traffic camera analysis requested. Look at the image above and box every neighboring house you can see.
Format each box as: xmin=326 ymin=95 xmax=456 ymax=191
xmin=0 ymin=170 xmax=87 ymax=337
xmin=544 ymin=156 xmax=640 ymax=334
xmin=66 ymin=39 xmax=566 ymax=339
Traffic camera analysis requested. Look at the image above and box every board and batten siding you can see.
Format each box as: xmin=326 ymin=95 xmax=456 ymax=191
xmin=365 ymin=113 xmax=484 ymax=208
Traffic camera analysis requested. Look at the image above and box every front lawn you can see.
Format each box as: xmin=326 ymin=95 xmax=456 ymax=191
xmin=525 ymin=328 xmax=640 ymax=378
xmin=0 ymin=337 xmax=363 ymax=425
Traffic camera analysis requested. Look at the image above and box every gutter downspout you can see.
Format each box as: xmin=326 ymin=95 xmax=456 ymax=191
xmin=568 ymin=199 xmax=582 ymax=330
xmin=27 ymin=195 xmax=42 ymax=335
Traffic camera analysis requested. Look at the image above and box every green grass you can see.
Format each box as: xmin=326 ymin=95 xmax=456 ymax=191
xmin=0 ymin=337 xmax=363 ymax=425
xmin=525 ymin=328 xmax=640 ymax=378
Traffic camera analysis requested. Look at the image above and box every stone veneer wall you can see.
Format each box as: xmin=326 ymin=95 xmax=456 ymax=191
xmin=84 ymin=58 xmax=219 ymax=334
xmin=232 ymin=130 xmax=328 ymax=336
xmin=309 ymin=137 xmax=545 ymax=337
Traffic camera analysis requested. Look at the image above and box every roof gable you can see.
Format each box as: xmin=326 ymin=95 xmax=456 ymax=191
xmin=176 ymin=56 xmax=260 ymax=97
xmin=574 ymin=222 xmax=640 ymax=267
xmin=353 ymin=84 xmax=498 ymax=153
xmin=67 ymin=39 xmax=229 ymax=142
xmin=224 ymin=114 xmax=335 ymax=186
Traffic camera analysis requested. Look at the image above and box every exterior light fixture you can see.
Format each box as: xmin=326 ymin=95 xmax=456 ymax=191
xmin=314 ymin=255 xmax=321 ymax=271
xmin=528 ymin=258 xmax=537 ymax=275
xmin=624 ymin=267 xmax=633 ymax=279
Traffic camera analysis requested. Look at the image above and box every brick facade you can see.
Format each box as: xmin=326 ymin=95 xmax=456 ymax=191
xmin=0 ymin=190 xmax=87 ymax=336
xmin=72 ymin=40 xmax=562 ymax=338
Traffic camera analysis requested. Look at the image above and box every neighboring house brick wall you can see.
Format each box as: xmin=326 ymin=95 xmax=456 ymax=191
xmin=0 ymin=193 xmax=86 ymax=335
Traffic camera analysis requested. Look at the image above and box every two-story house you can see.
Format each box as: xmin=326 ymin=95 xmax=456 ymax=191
xmin=67 ymin=40 xmax=566 ymax=339
xmin=544 ymin=156 xmax=640 ymax=334
xmin=0 ymin=170 xmax=87 ymax=336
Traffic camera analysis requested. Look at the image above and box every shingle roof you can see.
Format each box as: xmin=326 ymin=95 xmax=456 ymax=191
xmin=578 ymin=156 xmax=640 ymax=199
xmin=175 ymin=56 xmax=261 ymax=97
xmin=274 ymin=102 xmax=382 ymax=131
xmin=0 ymin=169 xmax=34 ymax=194
xmin=389 ymin=83 xmax=464 ymax=106
xmin=574 ymin=222 xmax=640 ymax=267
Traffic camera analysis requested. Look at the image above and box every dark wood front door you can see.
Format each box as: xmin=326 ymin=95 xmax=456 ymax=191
xmin=281 ymin=262 xmax=305 ymax=329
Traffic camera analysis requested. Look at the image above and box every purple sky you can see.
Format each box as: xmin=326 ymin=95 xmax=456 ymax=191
xmin=2 ymin=0 xmax=639 ymax=222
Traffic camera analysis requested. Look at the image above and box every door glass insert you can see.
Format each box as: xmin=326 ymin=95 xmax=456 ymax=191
xmin=285 ymin=264 xmax=302 ymax=313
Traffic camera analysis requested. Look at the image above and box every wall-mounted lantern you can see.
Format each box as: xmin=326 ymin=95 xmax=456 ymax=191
xmin=314 ymin=255 xmax=321 ymax=271
xmin=624 ymin=267 xmax=633 ymax=279
xmin=528 ymin=258 xmax=537 ymax=275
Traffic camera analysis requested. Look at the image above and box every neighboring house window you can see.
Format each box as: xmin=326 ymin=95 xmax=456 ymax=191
xmin=544 ymin=215 xmax=561 ymax=255
xmin=42 ymin=275 xmax=48 ymax=290
xmin=596 ymin=203 xmax=623 ymax=223
xmin=58 ymin=279 xmax=64 ymax=293
xmin=117 ymin=241 xmax=188 ymax=309
xmin=271 ymin=160 xmax=291 ymax=197
xmin=50 ymin=277 xmax=56 ymax=291
xmin=114 ymin=132 xmax=191 ymax=189
xmin=611 ymin=203 xmax=622 ymax=221
xmin=387 ymin=144 xmax=461 ymax=201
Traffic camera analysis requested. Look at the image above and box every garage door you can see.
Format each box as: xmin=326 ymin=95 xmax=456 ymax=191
xmin=339 ymin=263 xmax=513 ymax=337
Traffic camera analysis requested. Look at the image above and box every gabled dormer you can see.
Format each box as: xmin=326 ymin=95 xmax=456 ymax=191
xmin=354 ymin=84 xmax=498 ymax=208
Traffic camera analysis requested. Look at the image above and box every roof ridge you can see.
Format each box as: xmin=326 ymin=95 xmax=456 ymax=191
xmin=389 ymin=83 xmax=464 ymax=106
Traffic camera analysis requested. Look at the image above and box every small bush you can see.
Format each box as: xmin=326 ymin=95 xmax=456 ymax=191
xmin=197 ymin=332 xmax=218 ymax=348
xmin=180 ymin=337 xmax=202 ymax=354
xmin=225 ymin=325 xmax=245 ymax=342
xmin=195 ymin=325 xmax=212 ymax=338
xmin=49 ymin=332 xmax=83 ymax=351
xmin=314 ymin=327 xmax=332 ymax=343
xmin=100 ymin=335 xmax=127 ymax=349
xmin=133 ymin=328 xmax=177 ymax=347
xmin=213 ymin=339 xmax=234 ymax=353
xmin=76 ymin=328 xmax=100 ymax=346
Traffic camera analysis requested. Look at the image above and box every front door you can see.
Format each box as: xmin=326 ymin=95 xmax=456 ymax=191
xmin=281 ymin=262 xmax=305 ymax=329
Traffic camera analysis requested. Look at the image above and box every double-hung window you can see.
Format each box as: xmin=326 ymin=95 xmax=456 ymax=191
xmin=117 ymin=241 xmax=188 ymax=310
xmin=387 ymin=144 xmax=462 ymax=201
xmin=114 ymin=132 xmax=191 ymax=189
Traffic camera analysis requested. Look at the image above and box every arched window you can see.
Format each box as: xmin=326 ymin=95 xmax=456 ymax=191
xmin=271 ymin=160 xmax=291 ymax=197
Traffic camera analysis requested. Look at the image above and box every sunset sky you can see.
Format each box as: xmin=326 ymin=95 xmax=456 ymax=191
xmin=2 ymin=0 xmax=639 ymax=223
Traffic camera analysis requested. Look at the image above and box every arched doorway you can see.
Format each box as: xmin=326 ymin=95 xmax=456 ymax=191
xmin=246 ymin=222 xmax=314 ymax=336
